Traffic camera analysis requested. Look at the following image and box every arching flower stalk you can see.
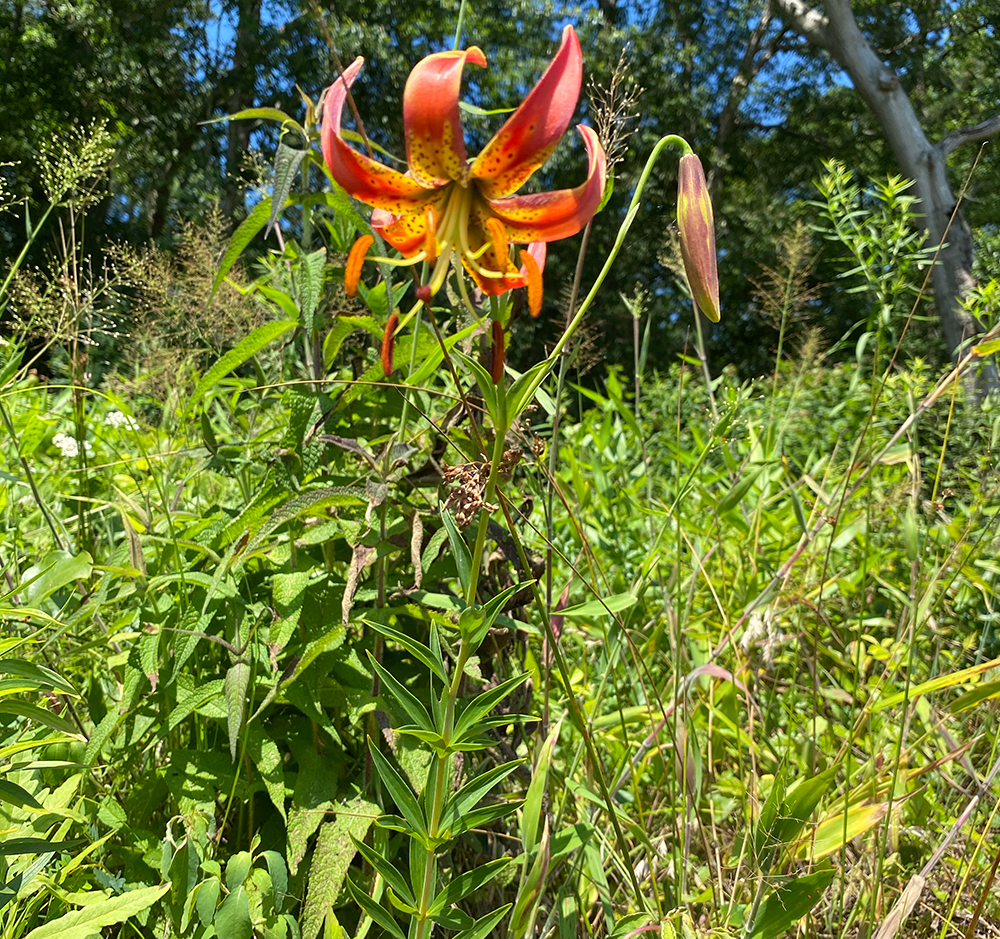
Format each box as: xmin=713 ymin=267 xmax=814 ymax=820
xmin=321 ymin=25 xmax=607 ymax=327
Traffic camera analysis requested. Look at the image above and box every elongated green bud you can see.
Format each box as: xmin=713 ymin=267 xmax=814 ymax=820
xmin=677 ymin=152 xmax=721 ymax=323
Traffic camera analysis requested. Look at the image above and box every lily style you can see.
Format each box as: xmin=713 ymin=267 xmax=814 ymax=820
xmin=321 ymin=25 xmax=607 ymax=316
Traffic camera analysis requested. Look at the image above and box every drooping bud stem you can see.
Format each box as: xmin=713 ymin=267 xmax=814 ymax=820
xmin=490 ymin=319 xmax=505 ymax=384
xmin=382 ymin=311 xmax=399 ymax=376
xmin=345 ymin=234 xmax=375 ymax=298
xmin=676 ymin=152 xmax=720 ymax=323
xmin=520 ymin=251 xmax=543 ymax=318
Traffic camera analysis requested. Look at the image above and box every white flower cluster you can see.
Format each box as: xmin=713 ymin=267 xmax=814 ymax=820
xmin=52 ymin=433 xmax=93 ymax=458
xmin=740 ymin=609 xmax=787 ymax=671
xmin=104 ymin=410 xmax=139 ymax=431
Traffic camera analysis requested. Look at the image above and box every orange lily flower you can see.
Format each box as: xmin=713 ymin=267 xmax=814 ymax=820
xmin=322 ymin=25 xmax=606 ymax=312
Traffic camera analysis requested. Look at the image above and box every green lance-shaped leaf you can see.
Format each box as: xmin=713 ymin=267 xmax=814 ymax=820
xmin=0 ymin=780 xmax=43 ymax=810
xmin=211 ymin=196 xmax=282 ymax=299
xmin=0 ymin=701 xmax=78 ymax=736
xmin=346 ymin=877 xmax=406 ymax=939
xmin=452 ymin=906 xmax=512 ymax=939
xmin=350 ymin=837 xmax=416 ymax=909
xmin=510 ymin=818 xmax=550 ymax=939
xmin=185 ymin=320 xmax=297 ymax=415
xmin=440 ymin=511 xmax=473 ymax=599
xmin=460 ymin=581 xmax=535 ymax=650
xmin=225 ymin=662 xmax=251 ymax=762
xmin=427 ymin=858 xmax=512 ymax=916
xmin=368 ymin=654 xmax=433 ymax=732
xmin=0 ymin=660 xmax=76 ymax=695
xmin=363 ymin=619 xmax=448 ymax=684
xmin=22 ymin=884 xmax=170 ymax=939
xmin=453 ymin=351 xmax=499 ymax=428
xmin=368 ymin=740 xmax=426 ymax=841
xmin=440 ymin=760 xmax=525 ymax=836
xmin=452 ymin=673 xmax=529 ymax=745
xmin=296 ymin=247 xmax=326 ymax=328
xmin=522 ymin=721 xmax=560 ymax=856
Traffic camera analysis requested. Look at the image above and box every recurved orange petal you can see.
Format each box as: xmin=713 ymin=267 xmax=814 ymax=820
xmin=371 ymin=195 xmax=446 ymax=257
xmin=483 ymin=125 xmax=606 ymax=242
xmin=322 ymin=57 xmax=435 ymax=213
xmin=463 ymin=222 xmax=527 ymax=297
xmin=471 ymin=25 xmax=583 ymax=199
xmin=404 ymin=47 xmax=486 ymax=188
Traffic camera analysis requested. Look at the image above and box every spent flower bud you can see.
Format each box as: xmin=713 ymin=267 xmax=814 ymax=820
xmin=677 ymin=152 xmax=720 ymax=323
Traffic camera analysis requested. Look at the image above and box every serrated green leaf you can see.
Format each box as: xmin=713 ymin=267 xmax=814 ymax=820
xmin=211 ymin=197 xmax=280 ymax=299
xmin=186 ymin=320 xmax=297 ymax=414
xmin=225 ymin=662 xmax=251 ymax=762
xmin=22 ymin=884 xmax=169 ymax=939
xmin=269 ymin=144 xmax=307 ymax=234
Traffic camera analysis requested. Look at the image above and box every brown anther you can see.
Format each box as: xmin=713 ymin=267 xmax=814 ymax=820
xmin=382 ymin=311 xmax=399 ymax=377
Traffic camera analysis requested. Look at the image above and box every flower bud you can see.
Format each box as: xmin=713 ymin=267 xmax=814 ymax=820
xmin=382 ymin=312 xmax=399 ymax=377
xmin=677 ymin=153 xmax=720 ymax=323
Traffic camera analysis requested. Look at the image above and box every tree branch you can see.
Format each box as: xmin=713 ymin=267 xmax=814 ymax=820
xmin=770 ymin=0 xmax=830 ymax=48
xmin=939 ymin=111 xmax=1000 ymax=157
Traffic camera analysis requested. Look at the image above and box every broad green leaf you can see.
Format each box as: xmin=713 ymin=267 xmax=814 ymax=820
xmin=186 ymin=320 xmax=297 ymax=413
xmin=22 ymin=883 xmax=169 ymax=939
xmin=226 ymin=851 xmax=253 ymax=891
xmin=262 ymin=850 xmax=288 ymax=910
xmin=215 ymin=884 xmax=253 ymax=939
xmin=745 ymin=869 xmax=834 ymax=939
xmin=22 ymin=551 xmax=92 ymax=606
xmin=300 ymin=798 xmax=378 ymax=939
xmin=451 ymin=906 xmax=511 ymax=939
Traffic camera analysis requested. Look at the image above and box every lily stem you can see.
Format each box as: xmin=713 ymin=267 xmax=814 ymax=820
xmin=465 ymin=379 xmax=508 ymax=606
xmin=413 ymin=636 xmax=471 ymax=939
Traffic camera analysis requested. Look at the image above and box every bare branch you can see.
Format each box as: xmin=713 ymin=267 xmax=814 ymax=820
xmin=939 ymin=111 xmax=1000 ymax=157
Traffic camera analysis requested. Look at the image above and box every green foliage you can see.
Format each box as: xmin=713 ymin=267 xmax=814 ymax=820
xmin=2 ymin=52 xmax=1000 ymax=939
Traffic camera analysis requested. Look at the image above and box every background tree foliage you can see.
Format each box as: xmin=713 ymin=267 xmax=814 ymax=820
xmin=1 ymin=0 xmax=998 ymax=374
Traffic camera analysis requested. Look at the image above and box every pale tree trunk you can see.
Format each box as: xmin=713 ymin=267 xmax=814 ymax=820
xmin=772 ymin=0 xmax=1000 ymax=388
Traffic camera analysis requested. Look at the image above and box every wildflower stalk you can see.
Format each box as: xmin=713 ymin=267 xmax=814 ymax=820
xmin=465 ymin=380 xmax=508 ymax=605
